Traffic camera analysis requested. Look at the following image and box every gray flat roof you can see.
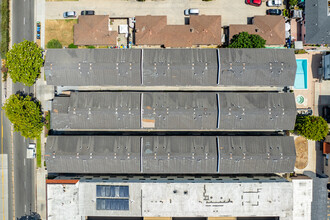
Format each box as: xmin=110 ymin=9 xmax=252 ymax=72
xmin=143 ymin=49 xmax=218 ymax=86
xmin=218 ymin=136 xmax=296 ymax=173
xmin=51 ymin=92 xmax=296 ymax=131
xmin=142 ymin=136 xmax=218 ymax=173
xmin=51 ymin=92 xmax=141 ymax=130
xmin=218 ymin=48 xmax=297 ymax=86
xmin=45 ymin=49 xmax=142 ymax=86
xmin=141 ymin=92 xmax=218 ymax=129
xmin=305 ymin=0 xmax=330 ymax=44
xmin=45 ymin=136 xmax=296 ymax=174
xmin=218 ymin=92 xmax=297 ymax=131
xmin=45 ymin=48 xmax=296 ymax=87
xmin=45 ymin=136 xmax=141 ymax=173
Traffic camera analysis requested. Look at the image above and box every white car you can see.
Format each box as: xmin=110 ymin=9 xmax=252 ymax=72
xmin=184 ymin=8 xmax=199 ymax=16
xmin=267 ymin=0 xmax=282 ymax=6
xmin=27 ymin=143 xmax=36 ymax=159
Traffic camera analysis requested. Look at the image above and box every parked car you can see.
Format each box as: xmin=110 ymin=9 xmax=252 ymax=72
xmin=63 ymin=11 xmax=77 ymax=18
xmin=266 ymin=9 xmax=282 ymax=15
xmin=267 ymin=0 xmax=282 ymax=6
xmin=27 ymin=143 xmax=36 ymax=159
xmin=297 ymin=108 xmax=313 ymax=116
xmin=323 ymin=106 xmax=330 ymax=123
xmin=246 ymin=0 xmax=262 ymax=6
xmin=184 ymin=8 xmax=199 ymax=16
xmin=81 ymin=10 xmax=95 ymax=15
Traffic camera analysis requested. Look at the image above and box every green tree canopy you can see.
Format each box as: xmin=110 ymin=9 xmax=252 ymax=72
xmin=6 ymin=40 xmax=43 ymax=86
xmin=294 ymin=116 xmax=329 ymax=141
xmin=289 ymin=0 xmax=298 ymax=7
xmin=46 ymin=39 xmax=62 ymax=49
xmin=3 ymin=94 xmax=43 ymax=139
xmin=228 ymin=32 xmax=266 ymax=48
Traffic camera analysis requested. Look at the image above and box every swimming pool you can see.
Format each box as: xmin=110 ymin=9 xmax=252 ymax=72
xmin=294 ymin=59 xmax=308 ymax=90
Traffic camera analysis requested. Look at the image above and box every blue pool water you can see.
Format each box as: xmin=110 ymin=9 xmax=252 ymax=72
xmin=294 ymin=59 xmax=308 ymax=89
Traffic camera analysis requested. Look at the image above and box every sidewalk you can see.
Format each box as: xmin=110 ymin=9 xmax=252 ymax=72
xmin=35 ymin=67 xmax=53 ymax=220
xmin=36 ymin=0 xmax=46 ymax=49
xmin=36 ymin=133 xmax=47 ymax=220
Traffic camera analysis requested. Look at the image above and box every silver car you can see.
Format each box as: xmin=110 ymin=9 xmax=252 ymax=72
xmin=63 ymin=11 xmax=77 ymax=18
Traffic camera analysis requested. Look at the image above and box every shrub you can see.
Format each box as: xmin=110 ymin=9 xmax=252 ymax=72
xmin=87 ymin=45 xmax=95 ymax=49
xmin=68 ymin=43 xmax=78 ymax=48
xmin=46 ymin=39 xmax=62 ymax=49
xmin=282 ymin=9 xmax=289 ymax=18
xmin=295 ymin=49 xmax=307 ymax=54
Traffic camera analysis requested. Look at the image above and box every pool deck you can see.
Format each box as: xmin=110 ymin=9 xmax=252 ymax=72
xmin=294 ymin=53 xmax=320 ymax=111
xmin=293 ymin=52 xmax=323 ymax=175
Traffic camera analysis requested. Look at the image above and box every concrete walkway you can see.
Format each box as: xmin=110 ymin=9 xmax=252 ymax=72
xmin=35 ymin=67 xmax=53 ymax=220
xmin=36 ymin=0 xmax=46 ymax=48
xmin=0 ymin=154 xmax=8 ymax=220
xmin=46 ymin=0 xmax=269 ymax=26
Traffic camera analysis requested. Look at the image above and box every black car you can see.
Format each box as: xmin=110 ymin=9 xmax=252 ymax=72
xmin=81 ymin=10 xmax=95 ymax=15
xmin=323 ymin=106 xmax=330 ymax=123
xmin=266 ymin=9 xmax=282 ymax=15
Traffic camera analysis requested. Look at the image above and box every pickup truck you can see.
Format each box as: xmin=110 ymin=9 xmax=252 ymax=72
xmin=27 ymin=143 xmax=36 ymax=159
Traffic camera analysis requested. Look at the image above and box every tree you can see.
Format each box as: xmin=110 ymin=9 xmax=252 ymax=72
xmin=3 ymin=94 xmax=43 ymax=139
xmin=289 ymin=0 xmax=298 ymax=7
xmin=228 ymin=32 xmax=266 ymax=48
xmin=6 ymin=40 xmax=43 ymax=86
xmin=46 ymin=39 xmax=62 ymax=49
xmin=294 ymin=116 xmax=329 ymax=141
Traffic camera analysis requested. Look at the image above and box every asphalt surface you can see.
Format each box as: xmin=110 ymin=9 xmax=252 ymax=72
xmin=9 ymin=0 xmax=36 ymax=219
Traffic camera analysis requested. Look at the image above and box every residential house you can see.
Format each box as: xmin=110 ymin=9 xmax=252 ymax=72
xmin=74 ymin=15 xmax=118 ymax=46
xmin=134 ymin=15 xmax=222 ymax=47
xmin=229 ymin=15 xmax=286 ymax=46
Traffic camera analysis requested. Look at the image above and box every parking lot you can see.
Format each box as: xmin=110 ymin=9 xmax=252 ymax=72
xmin=46 ymin=0 xmax=271 ymax=26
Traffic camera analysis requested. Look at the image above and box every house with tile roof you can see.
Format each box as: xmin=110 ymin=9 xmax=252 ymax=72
xmin=74 ymin=15 xmax=118 ymax=46
xmin=135 ymin=15 xmax=222 ymax=47
xmin=229 ymin=15 xmax=286 ymax=46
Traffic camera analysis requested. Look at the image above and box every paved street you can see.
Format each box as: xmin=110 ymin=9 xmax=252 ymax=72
xmin=12 ymin=0 xmax=34 ymax=44
xmin=46 ymin=0 xmax=270 ymax=26
xmin=8 ymin=0 xmax=36 ymax=219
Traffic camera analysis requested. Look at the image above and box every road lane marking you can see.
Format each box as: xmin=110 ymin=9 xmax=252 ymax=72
xmin=1 ymin=110 xmax=5 ymax=220
xmin=10 ymin=121 xmax=15 ymax=219
xmin=24 ymin=205 xmax=26 ymax=213
xmin=24 ymin=159 xmax=25 ymax=166
xmin=24 ymin=181 xmax=26 ymax=189
xmin=23 ymin=17 xmax=25 ymax=25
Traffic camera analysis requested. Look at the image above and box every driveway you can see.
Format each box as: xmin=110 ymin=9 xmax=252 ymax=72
xmin=46 ymin=0 xmax=269 ymax=26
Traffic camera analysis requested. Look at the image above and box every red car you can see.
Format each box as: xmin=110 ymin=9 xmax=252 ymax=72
xmin=246 ymin=0 xmax=262 ymax=6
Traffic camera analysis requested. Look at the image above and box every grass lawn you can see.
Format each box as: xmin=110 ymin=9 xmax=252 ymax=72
xmin=45 ymin=19 xmax=77 ymax=47
xmin=44 ymin=111 xmax=50 ymax=137
xmin=36 ymin=137 xmax=42 ymax=168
